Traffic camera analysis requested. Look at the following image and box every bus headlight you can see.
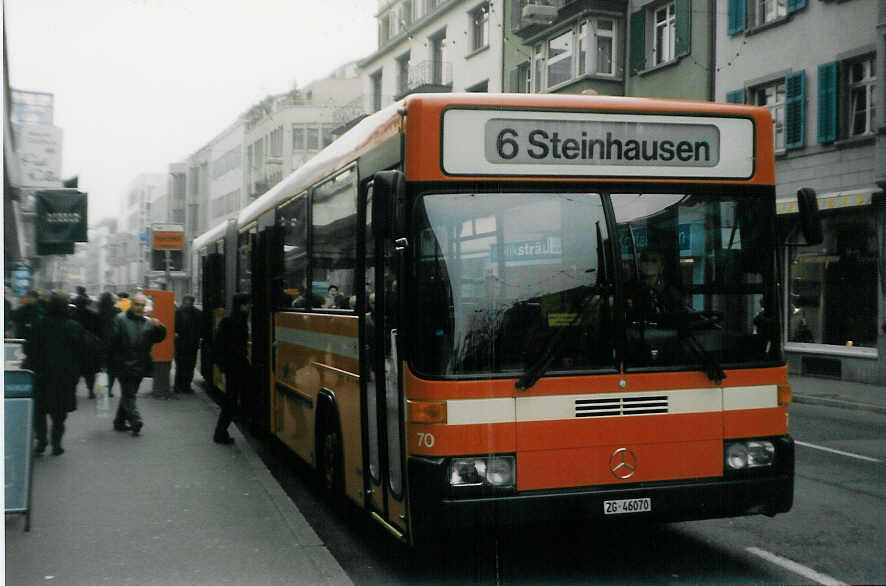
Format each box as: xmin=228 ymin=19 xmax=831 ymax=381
xmin=725 ymin=440 xmax=775 ymax=470
xmin=449 ymin=455 xmax=515 ymax=489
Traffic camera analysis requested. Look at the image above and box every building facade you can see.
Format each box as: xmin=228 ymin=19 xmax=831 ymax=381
xmin=360 ymin=0 xmax=504 ymax=112
xmin=718 ymin=0 xmax=885 ymax=384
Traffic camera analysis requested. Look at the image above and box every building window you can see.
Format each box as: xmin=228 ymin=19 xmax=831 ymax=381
xmin=470 ymin=3 xmax=489 ymax=53
xmin=579 ymin=18 xmax=616 ymax=77
xmin=728 ymin=0 xmax=807 ymax=35
xmin=508 ymin=60 xmax=531 ymax=93
xmin=269 ymin=126 xmax=283 ymax=158
xmin=751 ymin=0 xmax=786 ymax=27
xmin=399 ymin=1 xmax=413 ymax=30
xmin=730 ymin=71 xmax=805 ymax=151
xmin=431 ymin=31 xmax=447 ymax=85
xmin=630 ymin=1 xmax=690 ymax=74
xmin=371 ymin=70 xmax=383 ymax=112
xmin=754 ymin=80 xmax=787 ymax=151
xmin=818 ymin=55 xmax=877 ymax=144
xmin=397 ymin=52 xmax=411 ymax=96
xmin=546 ymin=29 xmax=573 ymax=87
xmin=307 ymin=127 xmax=320 ymax=150
xmin=848 ymin=56 xmax=876 ymax=137
xmin=292 ymin=126 xmax=305 ymax=151
xmin=533 ymin=16 xmax=620 ymax=90
xmin=653 ymin=2 xmax=676 ymax=66
xmin=785 ymin=208 xmax=879 ymax=348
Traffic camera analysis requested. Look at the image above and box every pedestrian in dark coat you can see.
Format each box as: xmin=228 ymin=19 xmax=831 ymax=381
xmin=72 ymin=290 xmax=101 ymax=398
xmin=105 ymin=293 xmax=166 ymax=436
xmin=24 ymin=291 xmax=85 ymax=456
xmin=173 ymin=295 xmax=202 ymax=394
xmin=213 ymin=293 xmax=250 ymax=444
xmin=96 ymin=292 xmax=121 ymax=397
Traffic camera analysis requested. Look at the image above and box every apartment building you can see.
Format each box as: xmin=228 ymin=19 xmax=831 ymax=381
xmin=243 ymin=72 xmax=362 ymax=203
xmin=360 ymin=0 xmax=504 ymax=111
xmin=718 ymin=0 xmax=885 ymax=384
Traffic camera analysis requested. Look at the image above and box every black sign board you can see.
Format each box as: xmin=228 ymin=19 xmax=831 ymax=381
xmin=35 ymin=189 xmax=88 ymax=243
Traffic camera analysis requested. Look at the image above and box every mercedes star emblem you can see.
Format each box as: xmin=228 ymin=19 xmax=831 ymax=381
xmin=609 ymin=447 xmax=638 ymax=479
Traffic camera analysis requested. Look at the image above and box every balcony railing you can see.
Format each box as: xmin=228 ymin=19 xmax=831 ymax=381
xmin=399 ymin=60 xmax=452 ymax=99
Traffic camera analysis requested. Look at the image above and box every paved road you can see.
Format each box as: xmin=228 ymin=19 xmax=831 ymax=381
xmin=255 ymin=401 xmax=885 ymax=585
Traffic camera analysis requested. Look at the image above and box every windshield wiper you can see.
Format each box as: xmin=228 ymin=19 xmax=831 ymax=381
xmin=681 ymin=329 xmax=727 ymax=384
xmin=515 ymin=281 xmax=601 ymax=391
xmin=515 ymin=222 xmax=610 ymax=391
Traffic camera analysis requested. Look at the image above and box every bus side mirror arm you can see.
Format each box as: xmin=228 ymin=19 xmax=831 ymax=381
xmin=795 ymin=188 xmax=823 ymax=246
xmin=373 ymin=170 xmax=407 ymax=239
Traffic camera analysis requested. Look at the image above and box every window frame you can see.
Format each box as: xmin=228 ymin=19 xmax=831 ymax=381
xmin=752 ymin=79 xmax=787 ymax=152
xmin=532 ymin=15 xmax=621 ymax=91
xmin=653 ymin=2 xmax=676 ymax=67
xmin=847 ymin=55 xmax=876 ymax=138
xmin=470 ymin=2 xmax=490 ymax=54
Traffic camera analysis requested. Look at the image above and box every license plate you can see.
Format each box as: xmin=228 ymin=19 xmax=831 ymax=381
xmin=603 ymin=498 xmax=651 ymax=515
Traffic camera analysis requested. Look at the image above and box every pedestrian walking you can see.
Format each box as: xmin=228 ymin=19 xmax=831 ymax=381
xmin=72 ymin=289 xmax=101 ymax=398
xmin=213 ymin=293 xmax=250 ymax=445
xmin=23 ymin=291 xmax=85 ymax=456
xmin=173 ymin=295 xmax=202 ymax=394
xmin=96 ymin=292 xmax=121 ymax=397
xmin=104 ymin=293 xmax=167 ymax=436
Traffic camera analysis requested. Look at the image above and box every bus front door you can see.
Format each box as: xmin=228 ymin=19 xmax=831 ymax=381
xmin=364 ymin=183 xmax=407 ymax=539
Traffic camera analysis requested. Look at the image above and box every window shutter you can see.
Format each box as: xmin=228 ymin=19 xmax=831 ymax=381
xmin=787 ymin=0 xmax=807 ymax=13
xmin=675 ymin=0 xmax=691 ymax=56
xmin=817 ymin=62 xmax=838 ymax=144
xmin=630 ymin=9 xmax=646 ymax=74
xmin=726 ymin=89 xmax=745 ymax=104
xmin=785 ymin=71 xmax=806 ymax=149
xmin=728 ymin=0 xmax=746 ymax=35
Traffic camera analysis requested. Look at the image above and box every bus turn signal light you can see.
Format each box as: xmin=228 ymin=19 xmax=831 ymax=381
xmin=407 ymin=400 xmax=447 ymax=424
xmin=777 ymin=383 xmax=792 ymax=406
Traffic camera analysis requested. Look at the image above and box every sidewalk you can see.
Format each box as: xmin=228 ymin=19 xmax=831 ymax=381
xmin=790 ymin=374 xmax=886 ymax=415
xmin=5 ymin=374 xmax=352 ymax=586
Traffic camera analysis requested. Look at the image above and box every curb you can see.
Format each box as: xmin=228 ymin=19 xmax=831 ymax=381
xmin=793 ymin=394 xmax=886 ymax=416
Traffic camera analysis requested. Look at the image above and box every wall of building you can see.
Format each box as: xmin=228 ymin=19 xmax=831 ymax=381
xmin=627 ymin=0 xmax=712 ymax=99
xmin=360 ymin=0 xmax=503 ymax=112
xmin=717 ymin=0 xmax=884 ymax=384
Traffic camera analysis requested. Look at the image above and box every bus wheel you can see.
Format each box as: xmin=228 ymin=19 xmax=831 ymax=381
xmin=318 ymin=412 xmax=342 ymax=495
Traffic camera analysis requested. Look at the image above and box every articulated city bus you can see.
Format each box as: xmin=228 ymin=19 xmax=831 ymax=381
xmin=193 ymin=93 xmax=820 ymax=545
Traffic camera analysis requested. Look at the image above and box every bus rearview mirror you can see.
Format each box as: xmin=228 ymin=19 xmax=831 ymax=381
xmin=373 ymin=170 xmax=406 ymax=238
xmin=797 ymin=188 xmax=823 ymax=246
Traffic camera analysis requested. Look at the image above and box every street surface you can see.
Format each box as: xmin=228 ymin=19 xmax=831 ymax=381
xmin=249 ymin=401 xmax=885 ymax=585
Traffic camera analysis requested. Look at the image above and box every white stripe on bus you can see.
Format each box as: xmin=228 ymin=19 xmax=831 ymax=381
xmin=275 ymin=325 xmax=359 ymax=360
xmin=443 ymin=385 xmax=778 ymax=426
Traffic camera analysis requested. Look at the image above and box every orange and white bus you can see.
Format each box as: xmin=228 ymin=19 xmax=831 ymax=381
xmin=193 ymin=93 xmax=821 ymax=545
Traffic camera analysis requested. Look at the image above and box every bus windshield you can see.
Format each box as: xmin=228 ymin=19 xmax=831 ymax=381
xmin=411 ymin=189 xmax=780 ymax=379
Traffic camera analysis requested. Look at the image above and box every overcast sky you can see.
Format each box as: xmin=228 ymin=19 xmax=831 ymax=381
xmin=4 ymin=0 xmax=378 ymax=224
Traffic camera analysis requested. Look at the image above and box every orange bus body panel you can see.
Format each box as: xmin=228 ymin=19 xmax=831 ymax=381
xmin=518 ymin=439 xmax=723 ymax=492
xmin=273 ymin=312 xmax=364 ymax=504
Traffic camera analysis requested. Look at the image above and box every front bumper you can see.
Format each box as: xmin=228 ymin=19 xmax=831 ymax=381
xmin=407 ymin=436 xmax=794 ymax=544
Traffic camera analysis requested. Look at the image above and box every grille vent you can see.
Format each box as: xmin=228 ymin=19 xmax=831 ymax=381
xmin=574 ymin=395 xmax=669 ymax=418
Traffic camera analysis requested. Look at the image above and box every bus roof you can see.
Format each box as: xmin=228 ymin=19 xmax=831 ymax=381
xmin=236 ymin=98 xmax=405 ymax=228
xmin=192 ymin=218 xmax=234 ymax=251
xmin=198 ymin=93 xmax=772 ymax=244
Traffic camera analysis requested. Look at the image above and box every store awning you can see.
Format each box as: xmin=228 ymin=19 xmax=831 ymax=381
xmin=776 ymin=187 xmax=878 ymax=214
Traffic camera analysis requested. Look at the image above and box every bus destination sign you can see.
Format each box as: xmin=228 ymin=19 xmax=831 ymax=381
xmin=441 ymin=109 xmax=754 ymax=179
